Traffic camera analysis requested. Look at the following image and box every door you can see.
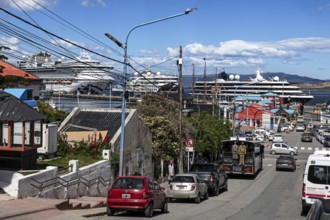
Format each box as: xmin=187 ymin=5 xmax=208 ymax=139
xmin=306 ymin=165 xmax=330 ymax=203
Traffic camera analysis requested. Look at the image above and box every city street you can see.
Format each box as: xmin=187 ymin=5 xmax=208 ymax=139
xmin=94 ymin=129 xmax=322 ymax=220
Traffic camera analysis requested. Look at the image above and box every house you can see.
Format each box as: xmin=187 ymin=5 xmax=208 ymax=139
xmin=58 ymin=107 xmax=153 ymax=177
xmin=0 ymin=90 xmax=46 ymax=169
xmin=0 ymin=60 xmax=42 ymax=98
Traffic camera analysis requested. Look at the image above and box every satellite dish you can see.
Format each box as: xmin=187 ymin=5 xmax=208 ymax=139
xmin=229 ymin=75 xmax=234 ymax=80
xmin=235 ymin=75 xmax=240 ymax=80
xmin=274 ymin=76 xmax=279 ymax=81
xmin=134 ymin=72 xmax=138 ymax=76
xmin=147 ymin=71 xmax=151 ymax=75
xmin=156 ymin=72 xmax=161 ymax=75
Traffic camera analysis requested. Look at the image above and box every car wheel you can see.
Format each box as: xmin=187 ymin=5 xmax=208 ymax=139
xmin=224 ymin=180 xmax=228 ymax=191
xmin=205 ymin=191 xmax=209 ymax=200
xmin=271 ymin=150 xmax=276 ymax=155
xmin=144 ymin=203 xmax=153 ymax=218
xmin=290 ymin=151 xmax=295 ymax=156
xmin=107 ymin=207 xmax=114 ymax=216
xmin=161 ymin=201 xmax=169 ymax=213
xmin=195 ymin=193 xmax=201 ymax=204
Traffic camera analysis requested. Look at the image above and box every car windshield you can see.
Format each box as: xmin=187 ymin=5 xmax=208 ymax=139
xmin=112 ymin=178 xmax=144 ymax=189
xmin=171 ymin=175 xmax=195 ymax=183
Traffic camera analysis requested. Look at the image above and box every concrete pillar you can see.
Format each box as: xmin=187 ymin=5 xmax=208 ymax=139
xmin=69 ymin=160 xmax=79 ymax=173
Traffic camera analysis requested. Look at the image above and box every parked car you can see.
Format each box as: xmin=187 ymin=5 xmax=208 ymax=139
xmin=276 ymin=155 xmax=296 ymax=171
xmin=323 ymin=135 xmax=330 ymax=147
xmin=297 ymin=115 xmax=305 ymax=123
xmin=189 ymin=163 xmax=228 ymax=196
xmin=301 ymin=132 xmax=313 ymax=142
xmin=296 ymin=123 xmax=306 ymax=132
xmin=272 ymin=134 xmax=284 ymax=143
xmin=106 ymin=176 xmax=168 ymax=217
xmin=270 ymin=142 xmax=298 ymax=155
xmin=306 ymin=198 xmax=330 ymax=220
xmin=167 ymin=173 xmax=208 ymax=203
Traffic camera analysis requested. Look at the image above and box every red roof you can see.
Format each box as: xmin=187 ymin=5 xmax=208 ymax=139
xmin=0 ymin=60 xmax=38 ymax=80
xmin=236 ymin=103 xmax=273 ymax=120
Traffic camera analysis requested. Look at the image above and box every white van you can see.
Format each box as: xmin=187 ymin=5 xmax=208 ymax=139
xmin=302 ymin=151 xmax=330 ymax=214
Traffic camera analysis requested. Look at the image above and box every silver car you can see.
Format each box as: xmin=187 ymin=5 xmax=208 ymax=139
xmin=167 ymin=173 xmax=208 ymax=203
xmin=270 ymin=142 xmax=298 ymax=156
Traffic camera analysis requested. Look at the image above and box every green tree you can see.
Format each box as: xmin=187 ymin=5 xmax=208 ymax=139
xmin=37 ymin=100 xmax=68 ymax=123
xmin=138 ymin=94 xmax=180 ymax=178
xmin=185 ymin=112 xmax=231 ymax=162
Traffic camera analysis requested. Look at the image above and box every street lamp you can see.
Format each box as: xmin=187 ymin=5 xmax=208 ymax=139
xmin=105 ymin=8 xmax=197 ymax=176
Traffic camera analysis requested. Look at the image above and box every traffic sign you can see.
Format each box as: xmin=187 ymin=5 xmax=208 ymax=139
xmin=185 ymin=138 xmax=194 ymax=147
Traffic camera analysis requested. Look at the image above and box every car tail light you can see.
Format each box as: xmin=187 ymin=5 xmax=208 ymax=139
xmin=210 ymin=175 xmax=215 ymax=183
xmin=142 ymin=191 xmax=149 ymax=199
xmin=223 ymin=166 xmax=230 ymax=171
xmin=169 ymin=184 xmax=173 ymax=190
xmin=191 ymin=184 xmax=196 ymax=191
xmin=302 ymin=183 xmax=306 ymax=197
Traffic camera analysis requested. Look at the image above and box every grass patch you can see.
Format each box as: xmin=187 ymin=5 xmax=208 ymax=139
xmin=37 ymin=154 xmax=103 ymax=175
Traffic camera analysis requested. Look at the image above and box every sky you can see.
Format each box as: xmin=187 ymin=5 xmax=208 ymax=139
xmin=1 ymin=0 xmax=330 ymax=80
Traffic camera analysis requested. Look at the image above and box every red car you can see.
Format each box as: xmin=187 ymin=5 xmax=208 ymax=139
xmin=107 ymin=176 xmax=168 ymax=217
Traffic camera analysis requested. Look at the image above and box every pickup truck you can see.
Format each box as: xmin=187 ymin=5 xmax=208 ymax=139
xmin=189 ymin=163 xmax=228 ymax=196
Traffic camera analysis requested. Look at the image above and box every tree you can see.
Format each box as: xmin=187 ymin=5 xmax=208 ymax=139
xmin=138 ymin=94 xmax=180 ymax=178
xmin=185 ymin=112 xmax=231 ymax=162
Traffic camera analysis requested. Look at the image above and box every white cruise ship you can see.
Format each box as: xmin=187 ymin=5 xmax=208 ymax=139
xmin=126 ymin=71 xmax=178 ymax=95
xmin=18 ymin=51 xmax=114 ymax=94
xmin=191 ymin=67 xmax=314 ymax=104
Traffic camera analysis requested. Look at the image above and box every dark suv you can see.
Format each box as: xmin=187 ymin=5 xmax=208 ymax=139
xmin=301 ymin=133 xmax=313 ymax=142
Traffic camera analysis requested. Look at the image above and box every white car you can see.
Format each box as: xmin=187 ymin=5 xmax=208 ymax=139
xmin=272 ymin=134 xmax=284 ymax=142
xmin=270 ymin=142 xmax=298 ymax=155
xmin=296 ymin=123 xmax=305 ymax=132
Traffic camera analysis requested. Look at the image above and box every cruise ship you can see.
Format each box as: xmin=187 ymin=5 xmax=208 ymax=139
xmin=112 ymin=71 xmax=178 ymax=97
xmin=191 ymin=67 xmax=314 ymax=104
xmin=127 ymin=71 xmax=178 ymax=93
xmin=18 ymin=51 xmax=114 ymax=94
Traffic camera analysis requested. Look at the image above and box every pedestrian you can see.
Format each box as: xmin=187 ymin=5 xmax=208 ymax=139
xmin=167 ymin=160 xmax=175 ymax=184
xmin=260 ymin=144 xmax=265 ymax=158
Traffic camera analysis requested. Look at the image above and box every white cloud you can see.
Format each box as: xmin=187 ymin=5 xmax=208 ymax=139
xmin=0 ymin=0 xmax=58 ymax=10
xmin=50 ymin=39 xmax=85 ymax=49
xmin=160 ymin=37 xmax=330 ymax=71
xmin=81 ymin=0 xmax=107 ymax=7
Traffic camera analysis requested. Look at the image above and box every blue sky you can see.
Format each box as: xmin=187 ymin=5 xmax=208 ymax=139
xmin=1 ymin=0 xmax=330 ymax=80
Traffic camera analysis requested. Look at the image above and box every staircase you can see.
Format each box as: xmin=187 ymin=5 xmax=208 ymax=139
xmin=57 ymin=196 xmax=107 ymax=210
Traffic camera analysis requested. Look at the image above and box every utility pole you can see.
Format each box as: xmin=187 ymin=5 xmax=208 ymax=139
xmin=192 ymin=63 xmax=195 ymax=99
xmin=178 ymin=46 xmax=184 ymax=174
xmin=203 ymin=58 xmax=206 ymax=102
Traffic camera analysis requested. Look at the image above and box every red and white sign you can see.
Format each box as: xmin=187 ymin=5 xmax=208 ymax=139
xmin=185 ymin=138 xmax=194 ymax=147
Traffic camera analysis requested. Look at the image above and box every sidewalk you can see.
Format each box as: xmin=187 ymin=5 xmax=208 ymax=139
xmin=0 ymin=196 xmax=106 ymax=220
xmin=0 ymin=181 xmax=170 ymax=219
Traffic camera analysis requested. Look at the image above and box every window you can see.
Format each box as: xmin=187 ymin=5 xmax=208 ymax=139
xmin=112 ymin=178 xmax=144 ymax=189
xmin=171 ymin=176 xmax=195 ymax=183
xmin=308 ymin=165 xmax=329 ymax=185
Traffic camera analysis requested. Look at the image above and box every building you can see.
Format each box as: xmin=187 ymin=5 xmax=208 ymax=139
xmin=58 ymin=107 xmax=154 ymax=177
xmin=0 ymin=91 xmax=46 ymax=169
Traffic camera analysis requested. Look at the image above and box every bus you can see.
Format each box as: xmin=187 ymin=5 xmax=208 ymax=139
xmin=222 ymin=139 xmax=263 ymax=177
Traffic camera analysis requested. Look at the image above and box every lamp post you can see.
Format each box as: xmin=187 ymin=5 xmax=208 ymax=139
xmin=105 ymin=8 xmax=197 ymax=176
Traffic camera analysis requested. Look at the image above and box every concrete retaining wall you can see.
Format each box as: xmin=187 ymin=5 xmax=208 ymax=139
xmin=13 ymin=160 xmax=111 ymax=199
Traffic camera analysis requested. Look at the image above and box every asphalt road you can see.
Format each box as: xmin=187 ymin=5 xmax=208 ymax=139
xmin=93 ymin=129 xmax=322 ymax=220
